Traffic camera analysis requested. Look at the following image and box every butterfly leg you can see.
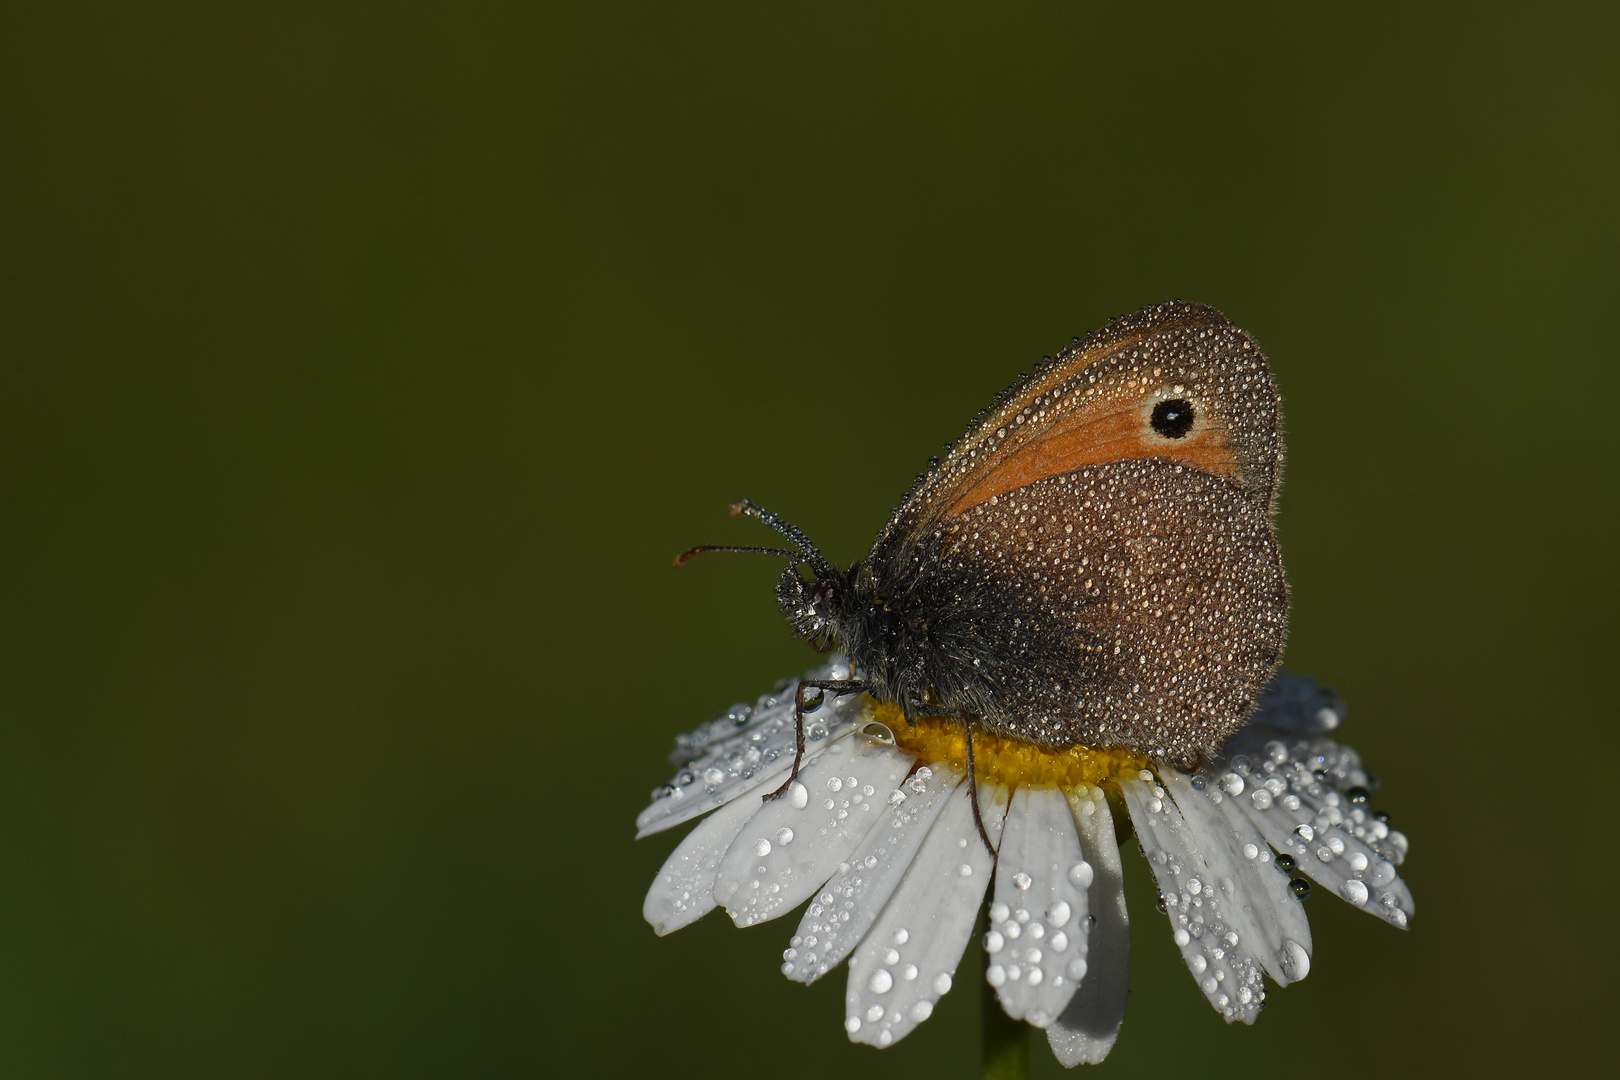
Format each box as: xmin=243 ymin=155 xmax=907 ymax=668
xmin=763 ymin=679 xmax=873 ymax=802
xmin=903 ymin=700 xmax=999 ymax=862
xmin=960 ymin=723 xmax=999 ymax=864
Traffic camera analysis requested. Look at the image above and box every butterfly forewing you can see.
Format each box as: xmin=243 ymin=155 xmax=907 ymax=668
xmin=853 ymin=302 xmax=1288 ymax=768
xmin=885 ymin=303 xmax=1280 ymax=544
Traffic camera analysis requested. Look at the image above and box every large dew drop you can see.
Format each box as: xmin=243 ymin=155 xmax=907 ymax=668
xmin=1280 ymin=939 xmax=1310 ymax=981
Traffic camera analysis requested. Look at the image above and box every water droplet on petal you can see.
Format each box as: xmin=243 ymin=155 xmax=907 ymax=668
xmin=775 ymin=827 xmax=794 ymax=846
xmin=932 ymin=972 xmax=953 ymax=995
xmin=1068 ymin=862 xmax=1094 ymax=888
xmin=869 ymin=968 xmax=893 ymax=994
xmin=788 ymin=782 xmax=808 ymax=809
xmin=1280 ymin=939 xmax=1310 ymax=981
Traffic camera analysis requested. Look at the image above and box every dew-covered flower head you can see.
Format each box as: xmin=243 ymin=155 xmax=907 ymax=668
xmin=638 ymin=660 xmax=1413 ymax=1065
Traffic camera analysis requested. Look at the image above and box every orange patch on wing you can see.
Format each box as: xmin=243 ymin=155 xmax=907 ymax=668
xmin=944 ymin=395 xmax=1238 ymax=518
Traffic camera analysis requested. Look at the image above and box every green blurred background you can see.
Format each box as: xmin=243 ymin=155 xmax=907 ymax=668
xmin=2 ymin=3 xmax=1613 ymax=1076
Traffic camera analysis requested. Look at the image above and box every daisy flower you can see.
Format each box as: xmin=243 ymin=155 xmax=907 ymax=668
xmin=638 ymin=658 xmax=1413 ymax=1066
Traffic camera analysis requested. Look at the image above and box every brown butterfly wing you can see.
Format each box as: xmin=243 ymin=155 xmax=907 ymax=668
xmin=866 ymin=301 xmax=1286 ymax=766
xmin=882 ymin=301 xmax=1282 ymax=543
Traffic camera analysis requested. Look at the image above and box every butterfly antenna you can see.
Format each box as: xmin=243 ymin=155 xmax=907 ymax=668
xmin=672 ymin=544 xmax=805 ymax=568
xmin=730 ymin=499 xmax=837 ymax=580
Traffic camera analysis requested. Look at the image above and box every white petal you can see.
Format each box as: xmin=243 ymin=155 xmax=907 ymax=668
xmin=784 ymin=765 xmax=963 ymax=983
xmin=1218 ymin=735 xmax=1415 ymax=929
xmin=844 ymin=780 xmax=1010 ymax=1049
xmin=1047 ymin=783 xmax=1129 ymax=1066
xmin=1252 ymin=670 xmax=1345 ymax=732
xmin=715 ymin=735 xmax=916 ymax=927
xmin=989 ymin=786 xmax=1090 ymax=1028
xmin=635 ymin=666 xmax=863 ymax=839
xmin=1120 ymin=774 xmax=1266 ymax=1024
xmin=641 ymin=787 xmax=762 ymax=935
xmin=669 ymin=657 xmax=855 ymax=759
xmin=1161 ymin=771 xmax=1313 ymax=985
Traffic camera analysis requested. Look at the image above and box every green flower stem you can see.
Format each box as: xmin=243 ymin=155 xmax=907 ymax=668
xmin=981 ymin=974 xmax=1029 ymax=1079
xmin=978 ymin=899 xmax=1029 ymax=1080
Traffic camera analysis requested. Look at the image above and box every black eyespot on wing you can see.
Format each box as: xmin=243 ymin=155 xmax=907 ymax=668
xmin=1150 ymin=399 xmax=1195 ymax=439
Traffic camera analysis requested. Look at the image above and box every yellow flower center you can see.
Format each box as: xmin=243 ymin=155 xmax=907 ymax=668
xmin=868 ymin=699 xmax=1150 ymax=789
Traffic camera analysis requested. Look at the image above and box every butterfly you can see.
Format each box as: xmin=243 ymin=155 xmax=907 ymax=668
xmin=676 ymin=301 xmax=1287 ymax=846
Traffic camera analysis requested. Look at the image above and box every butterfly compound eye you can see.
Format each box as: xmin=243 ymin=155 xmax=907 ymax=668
xmin=1150 ymin=398 xmax=1196 ymax=439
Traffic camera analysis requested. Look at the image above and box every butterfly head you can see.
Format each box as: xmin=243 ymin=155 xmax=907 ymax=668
xmin=775 ymin=565 xmax=843 ymax=651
